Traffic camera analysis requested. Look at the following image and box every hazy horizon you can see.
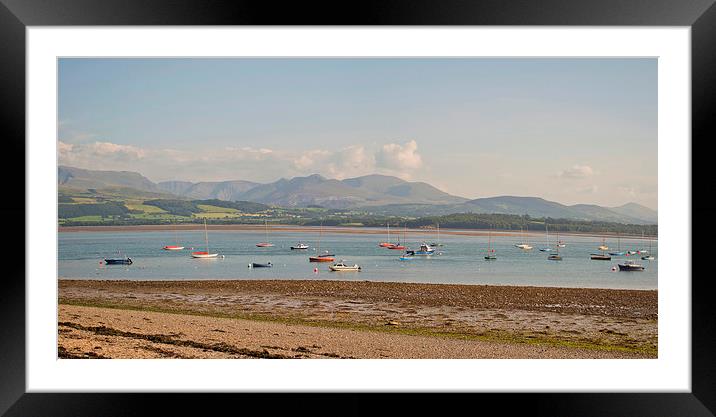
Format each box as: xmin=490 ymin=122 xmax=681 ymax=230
xmin=58 ymin=58 xmax=657 ymax=210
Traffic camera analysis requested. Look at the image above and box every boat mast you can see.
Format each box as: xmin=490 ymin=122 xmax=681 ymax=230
xmin=173 ymin=221 xmax=179 ymax=246
xmin=317 ymin=221 xmax=322 ymax=254
xmin=204 ymin=218 xmax=209 ymax=253
xmin=265 ymin=219 xmax=269 ymax=243
xmin=545 ymin=222 xmax=549 ymax=246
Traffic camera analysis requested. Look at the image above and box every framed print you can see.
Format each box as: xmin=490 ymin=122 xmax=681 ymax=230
xmin=3 ymin=0 xmax=714 ymax=415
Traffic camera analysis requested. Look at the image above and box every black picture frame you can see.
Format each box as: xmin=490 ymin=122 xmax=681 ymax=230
xmin=2 ymin=0 xmax=713 ymax=415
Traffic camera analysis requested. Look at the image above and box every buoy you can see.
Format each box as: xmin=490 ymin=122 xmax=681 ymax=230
xmin=313 ymin=267 xmax=318 ymax=273
xmin=611 ymin=266 xmax=617 ymax=272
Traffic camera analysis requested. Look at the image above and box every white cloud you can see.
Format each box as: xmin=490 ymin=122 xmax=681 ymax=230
xmin=557 ymin=164 xmax=594 ymax=179
xmin=376 ymin=140 xmax=423 ymax=173
xmin=58 ymin=139 xmax=425 ymax=182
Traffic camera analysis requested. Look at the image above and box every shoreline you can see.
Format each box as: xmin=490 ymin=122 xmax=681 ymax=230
xmin=59 ymin=279 xmax=657 ymax=359
xmin=58 ymin=223 xmax=656 ymax=239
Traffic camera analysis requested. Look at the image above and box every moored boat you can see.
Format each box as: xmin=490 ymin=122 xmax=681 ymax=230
xmin=192 ymin=219 xmax=219 ymax=258
xmin=104 ymin=257 xmax=132 ymax=265
xmin=412 ymin=242 xmax=435 ymax=256
xmin=329 ymin=260 xmax=361 ymax=271
xmin=309 ymin=222 xmax=334 ymax=262
xmin=539 ymin=223 xmax=552 ymax=251
xmin=609 ymin=234 xmax=624 ymax=256
xmin=590 ymin=253 xmax=611 ymax=260
xmin=290 ymin=243 xmax=309 ymax=250
xmin=249 ymin=262 xmax=272 ymax=268
xmin=515 ymin=226 xmax=532 ymax=250
xmin=379 ymin=223 xmax=396 ymax=247
xmin=310 ymin=253 xmax=335 ymax=262
xmin=163 ymin=222 xmax=184 ymax=250
xmin=485 ymin=229 xmax=497 ymax=260
xmin=387 ymin=224 xmax=407 ymax=250
xmin=256 ymin=220 xmax=274 ymax=247
xmin=618 ymin=260 xmax=645 ymax=271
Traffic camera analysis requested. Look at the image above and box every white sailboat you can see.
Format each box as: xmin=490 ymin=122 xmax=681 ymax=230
xmin=514 ymin=225 xmax=533 ymax=250
xmin=430 ymin=223 xmax=443 ymax=247
xmin=192 ymin=219 xmax=219 ymax=258
xmin=163 ymin=222 xmax=185 ymax=250
xmin=539 ymin=223 xmax=552 ymax=252
xmin=256 ymin=220 xmax=275 ymax=247
xmin=484 ymin=229 xmax=497 ymax=260
xmin=641 ymin=234 xmax=655 ymax=260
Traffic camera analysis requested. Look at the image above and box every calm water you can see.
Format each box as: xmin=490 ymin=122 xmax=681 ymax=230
xmin=58 ymin=228 xmax=657 ymax=289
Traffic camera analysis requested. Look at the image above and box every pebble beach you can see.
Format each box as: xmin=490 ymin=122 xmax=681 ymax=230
xmin=58 ymin=279 xmax=657 ymax=359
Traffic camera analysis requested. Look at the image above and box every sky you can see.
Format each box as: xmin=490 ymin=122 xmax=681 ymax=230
xmin=58 ymin=58 xmax=657 ymax=209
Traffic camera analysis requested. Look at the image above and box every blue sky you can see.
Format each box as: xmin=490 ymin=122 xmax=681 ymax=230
xmin=58 ymin=58 xmax=657 ymax=209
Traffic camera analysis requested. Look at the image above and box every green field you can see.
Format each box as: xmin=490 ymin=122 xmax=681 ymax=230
xmin=71 ymin=197 xmax=98 ymax=204
xmin=126 ymin=203 xmax=168 ymax=213
xmin=196 ymin=204 xmax=240 ymax=213
xmin=64 ymin=215 xmax=104 ymax=222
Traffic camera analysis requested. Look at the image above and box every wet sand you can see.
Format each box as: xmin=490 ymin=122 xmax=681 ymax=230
xmin=59 ymin=279 xmax=657 ymax=359
xmin=57 ymin=224 xmax=653 ymax=239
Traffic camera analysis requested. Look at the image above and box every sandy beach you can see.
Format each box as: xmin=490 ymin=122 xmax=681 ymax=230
xmin=58 ymin=224 xmax=655 ymax=240
xmin=59 ymin=279 xmax=657 ymax=359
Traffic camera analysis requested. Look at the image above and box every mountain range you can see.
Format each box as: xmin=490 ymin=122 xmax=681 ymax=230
xmin=58 ymin=165 xmax=658 ymax=224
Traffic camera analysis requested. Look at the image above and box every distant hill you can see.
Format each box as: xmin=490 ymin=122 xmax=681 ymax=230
xmin=462 ymin=196 xmax=653 ymax=224
xmin=59 ymin=166 xmax=159 ymax=192
xmin=57 ymin=166 xmax=657 ymax=224
xmin=238 ymin=174 xmax=468 ymax=208
xmin=157 ymin=180 xmax=260 ymax=201
xmin=362 ymin=197 xmax=657 ymax=225
xmin=609 ymin=203 xmax=658 ymax=224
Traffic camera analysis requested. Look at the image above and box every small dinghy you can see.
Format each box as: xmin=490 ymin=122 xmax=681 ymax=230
xmin=329 ymin=260 xmax=361 ymax=271
xmin=249 ymin=262 xmax=272 ymax=268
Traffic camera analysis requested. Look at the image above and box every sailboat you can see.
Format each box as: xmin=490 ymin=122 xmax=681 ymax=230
xmin=309 ymin=222 xmax=334 ymax=262
xmin=379 ymin=222 xmax=395 ymax=247
xmin=256 ymin=220 xmax=275 ymax=247
xmin=608 ymin=233 xmax=625 ymax=256
xmin=192 ymin=219 xmax=219 ymax=258
xmin=514 ymin=225 xmax=533 ymax=250
xmin=163 ymin=222 xmax=184 ymax=250
xmin=388 ymin=224 xmax=406 ymax=250
xmin=598 ymin=237 xmax=609 ymax=251
xmin=547 ymin=235 xmax=562 ymax=260
xmin=557 ymin=231 xmax=566 ymax=248
xmin=591 ymin=238 xmax=611 ymax=260
xmin=641 ymin=235 xmax=655 ymax=260
xmin=484 ymin=229 xmax=497 ymax=260
xmin=539 ymin=223 xmax=552 ymax=252
xmin=430 ymin=223 xmax=443 ymax=247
